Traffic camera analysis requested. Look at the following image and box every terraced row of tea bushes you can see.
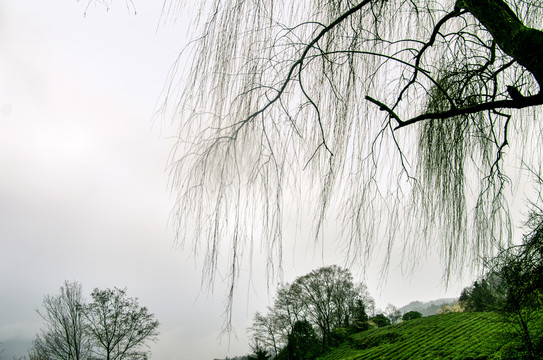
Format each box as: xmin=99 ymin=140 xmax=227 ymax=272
xmin=317 ymin=312 xmax=513 ymax=360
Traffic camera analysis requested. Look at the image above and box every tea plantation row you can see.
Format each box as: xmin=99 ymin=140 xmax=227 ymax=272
xmin=317 ymin=311 xmax=534 ymax=360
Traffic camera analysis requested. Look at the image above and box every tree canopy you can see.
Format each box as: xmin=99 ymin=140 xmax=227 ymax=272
xmin=249 ymin=265 xmax=373 ymax=356
xmin=163 ymin=0 xmax=543 ymax=295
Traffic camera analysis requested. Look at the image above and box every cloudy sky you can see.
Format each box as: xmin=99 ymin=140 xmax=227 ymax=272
xmin=0 ymin=1 xmax=467 ymax=359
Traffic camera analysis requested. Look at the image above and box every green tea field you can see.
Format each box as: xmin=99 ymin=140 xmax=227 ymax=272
xmin=318 ymin=312 xmax=528 ymax=360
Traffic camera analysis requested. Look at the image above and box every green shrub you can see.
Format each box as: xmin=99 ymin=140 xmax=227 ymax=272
xmin=370 ymin=313 xmax=391 ymax=327
xmin=329 ymin=327 xmax=348 ymax=347
xmin=402 ymin=311 xmax=423 ymax=321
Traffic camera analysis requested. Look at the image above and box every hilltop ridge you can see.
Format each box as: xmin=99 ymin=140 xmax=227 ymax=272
xmin=398 ymin=297 xmax=458 ymax=317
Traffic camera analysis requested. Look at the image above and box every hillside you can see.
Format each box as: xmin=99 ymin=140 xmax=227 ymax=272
xmin=318 ymin=312 xmax=524 ymax=360
xmin=398 ymin=298 xmax=457 ymax=317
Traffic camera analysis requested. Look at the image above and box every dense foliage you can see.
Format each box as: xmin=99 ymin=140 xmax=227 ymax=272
xmin=368 ymin=314 xmax=390 ymax=328
xmin=249 ymin=266 xmax=375 ymax=359
xmin=459 ymin=274 xmax=503 ymax=312
xmin=458 ymin=213 xmax=543 ymax=359
xmin=285 ymin=321 xmax=321 ymax=360
xmin=401 ymin=311 xmax=422 ymax=322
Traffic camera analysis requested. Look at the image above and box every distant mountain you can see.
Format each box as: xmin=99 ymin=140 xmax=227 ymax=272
xmin=399 ymin=298 xmax=457 ymax=317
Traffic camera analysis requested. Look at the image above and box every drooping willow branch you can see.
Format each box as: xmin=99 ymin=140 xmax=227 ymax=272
xmin=393 ymin=8 xmax=467 ymax=110
xmin=166 ymin=0 xmax=543 ymax=326
xmin=225 ymin=0 xmax=373 ymax=138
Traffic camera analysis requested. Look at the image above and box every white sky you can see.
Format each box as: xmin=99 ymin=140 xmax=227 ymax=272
xmin=0 ymin=1 xmax=468 ymax=359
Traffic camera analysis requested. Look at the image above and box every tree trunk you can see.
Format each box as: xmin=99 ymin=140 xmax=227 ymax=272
xmin=516 ymin=309 xmax=536 ymax=359
xmin=456 ymin=0 xmax=543 ymax=87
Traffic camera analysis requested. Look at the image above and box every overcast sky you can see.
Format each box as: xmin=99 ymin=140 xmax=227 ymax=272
xmin=0 ymin=2 xmax=467 ymax=359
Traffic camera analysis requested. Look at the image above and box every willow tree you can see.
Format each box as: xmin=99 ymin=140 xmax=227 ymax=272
xmin=161 ymin=0 xmax=543 ymax=315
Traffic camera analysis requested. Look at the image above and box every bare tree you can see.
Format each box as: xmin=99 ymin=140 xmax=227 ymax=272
xmin=272 ymin=283 xmax=306 ymax=338
xmin=33 ymin=281 xmax=90 ymax=360
xmin=82 ymin=288 xmax=159 ymax=360
xmin=384 ymin=304 xmax=402 ymax=324
xmin=249 ymin=284 xmax=307 ymax=357
xmin=249 ymin=312 xmax=282 ymax=358
xmin=292 ymin=266 xmax=359 ymax=349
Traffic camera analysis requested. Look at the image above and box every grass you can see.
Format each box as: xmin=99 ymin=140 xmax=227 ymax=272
xmin=317 ymin=312 xmax=522 ymax=360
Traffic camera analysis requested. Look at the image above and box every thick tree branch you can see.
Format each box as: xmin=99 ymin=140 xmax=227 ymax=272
xmin=368 ymin=93 xmax=543 ymax=129
xmin=369 ymin=0 xmax=543 ymax=128
xmin=456 ymin=0 xmax=543 ymax=86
